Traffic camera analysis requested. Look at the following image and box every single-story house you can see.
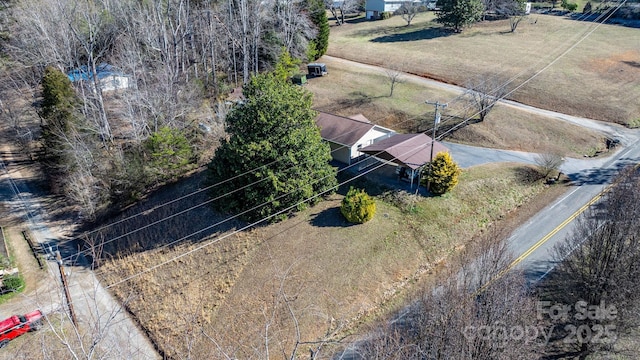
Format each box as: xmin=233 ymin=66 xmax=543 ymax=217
xmin=67 ymin=64 xmax=134 ymax=92
xmin=365 ymin=0 xmax=425 ymax=19
xmin=315 ymin=111 xmax=395 ymax=165
xmin=359 ymin=133 xmax=449 ymax=186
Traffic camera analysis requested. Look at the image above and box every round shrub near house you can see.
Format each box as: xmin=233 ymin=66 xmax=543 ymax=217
xmin=341 ymin=187 xmax=376 ymax=224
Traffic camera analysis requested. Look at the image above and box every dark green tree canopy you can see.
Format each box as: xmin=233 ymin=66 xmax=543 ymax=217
xmin=209 ymin=73 xmax=337 ymax=222
xmin=307 ymin=0 xmax=330 ymax=61
xmin=39 ymin=66 xmax=82 ymax=170
xmin=39 ymin=66 xmax=80 ymax=127
xmin=436 ymin=0 xmax=484 ymax=32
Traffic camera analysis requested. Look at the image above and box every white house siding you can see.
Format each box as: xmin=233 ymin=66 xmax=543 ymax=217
xmin=384 ymin=1 xmax=405 ymax=12
xmin=99 ymin=75 xmax=132 ymax=92
xmin=351 ymin=127 xmax=395 ymax=159
xmin=365 ymin=0 xmax=385 ymax=18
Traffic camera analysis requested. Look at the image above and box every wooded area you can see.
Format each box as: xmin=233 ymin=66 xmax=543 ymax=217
xmin=0 ymin=0 xmax=328 ymax=219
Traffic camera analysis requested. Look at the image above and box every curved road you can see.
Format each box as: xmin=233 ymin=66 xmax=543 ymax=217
xmin=322 ymin=55 xmax=640 ymax=283
xmin=0 ymin=55 xmax=636 ymax=359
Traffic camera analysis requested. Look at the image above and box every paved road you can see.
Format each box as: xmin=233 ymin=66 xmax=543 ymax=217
xmin=322 ymin=56 xmax=640 ymax=275
xmin=327 ymin=56 xmax=640 ymax=359
xmin=509 ymin=138 xmax=640 ymax=283
xmin=0 ymin=151 xmax=159 ymax=359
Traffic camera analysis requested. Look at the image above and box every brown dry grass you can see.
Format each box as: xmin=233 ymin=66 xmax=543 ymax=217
xmin=97 ymin=163 xmax=570 ymax=358
xmin=326 ymin=13 xmax=640 ymax=125
xmin=307 ymin=57 xmax=606 ymax=158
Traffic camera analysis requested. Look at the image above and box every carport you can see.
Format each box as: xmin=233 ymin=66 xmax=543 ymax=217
xmin=360 ymin=133 xmax=449 ymax=189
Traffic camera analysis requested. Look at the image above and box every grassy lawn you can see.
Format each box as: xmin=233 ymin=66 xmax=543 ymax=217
xmin=326 ymin=12 xmax=640 ymax=125
xmin=308 ymin=56 xmax=606 ymax=157
xmin=99 ymin=163 xmax=569 ymax=358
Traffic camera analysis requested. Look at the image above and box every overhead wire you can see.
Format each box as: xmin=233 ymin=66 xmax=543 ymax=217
xmin=71 ymin=0 xmax=626 ymax=287
xmin=70 ymin=2 xmax=609 ymax=248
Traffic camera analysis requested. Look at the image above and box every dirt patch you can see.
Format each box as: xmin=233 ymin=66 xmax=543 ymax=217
xmin=584 ymin=50 xmax=640 ymax=82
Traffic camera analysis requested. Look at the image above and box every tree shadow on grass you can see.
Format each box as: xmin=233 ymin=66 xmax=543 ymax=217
xmin=83 ymin=169 xmax=245 ymax=264
xmin=623 ymin=60 xmax=640 ymax=68
xmin=345 ymin=16 xmax=370 ymax=24
xmin=310 ymin=206 xmax=353 ymax=228
xmin=371 ymin=26 xmax=452 ymax=42
xmin=511 ymin=166 xmax=546 ymax=184
xmin=335 ymin=91 xmax=375 ymax=109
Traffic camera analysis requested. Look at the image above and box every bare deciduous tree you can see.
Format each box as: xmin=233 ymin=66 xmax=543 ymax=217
xmin=345 ymin=229 xmax=542 ymax=359
xmin=465 ymin=73 xmax=509 ymax=122
xmin=384 ymin=65 xmax=405 ymax=97
xmin=545 ymin=167 xmax=640 ymax=359
xmin=534 ymin=152 xmax=564 ymax=179
xmin=398 ymin=2 xmax=420 ymax=26
xmin=324 ymin=0 xmax=359 ymax=25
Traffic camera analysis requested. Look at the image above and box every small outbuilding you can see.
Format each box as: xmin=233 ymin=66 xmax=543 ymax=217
xmin=291 ymin=74 xmax=307 ymax=85
xmin=307 ymin=63 xmax=328 ymax=77
xmin=67 ymin=64 xmax=134 ymax=92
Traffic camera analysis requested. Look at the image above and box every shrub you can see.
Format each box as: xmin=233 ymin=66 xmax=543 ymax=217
xmin=422 ymin=152 xmax=462 ymax=195
xmin=145 ymin=126 xmax=194 ymax=181
xmin=381 ymin=11 xmax=392 ymax=19
xmin=3 ymin=275 xmax=24 ymax=293
xmin=561 ymin=0 xmax=578 ymax=11
xmin=583 ymin=1 xmax=592 ymax=13
xmin=534 ymin=152 xmax=564 ymax=178
xmin=341 ymin=187 xmax=376 ymax=223
xmin=628 ymin=118 xmax=640 ymax=129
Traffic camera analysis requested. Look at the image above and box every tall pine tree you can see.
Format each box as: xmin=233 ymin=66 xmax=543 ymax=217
xmin=307 ymin=0 xmax=330 ymax=61
xmin=39 ymin=66 xmax=81 ymax=171
xmin=209 ymin=73 xmax=337 ymax=222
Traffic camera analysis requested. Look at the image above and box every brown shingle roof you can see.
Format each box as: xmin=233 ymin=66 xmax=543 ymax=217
xmin=360 ymin=133 xmax=449 ymax=170
xmin=315 ymin=112 xmax=375 ymax=146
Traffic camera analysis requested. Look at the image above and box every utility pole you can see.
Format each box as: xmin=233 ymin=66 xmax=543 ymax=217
xmin=56 ymin=251 xmax=78 ymax=327
xmin=423 ymin=100 xmax=447 ymax=193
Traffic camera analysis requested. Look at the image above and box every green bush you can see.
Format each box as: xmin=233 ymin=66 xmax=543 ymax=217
xmin=628 ymin=118 xmax=640 ymax=129
xmin=341 ymin=187 xmax=376 ymax=223
xmin=3 ymin=275 xmax=24 ymax=293
xmin=381 ymin=11 xmax=392 ymax=19
xmin=144 ymin=126 xmax=194 ymax=181
xmin=561 ymin=0 xmax=578 ymax=11
xmin=421 ymin=152 xmax=462 ymax=195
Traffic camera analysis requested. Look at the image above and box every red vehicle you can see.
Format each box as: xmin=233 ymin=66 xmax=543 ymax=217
xmin=0 ymin=310 xmax=43 ymax=348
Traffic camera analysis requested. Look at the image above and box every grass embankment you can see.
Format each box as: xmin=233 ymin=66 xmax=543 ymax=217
xmin=308 ymin=58 xmax=606 ymax=157
xmin=99 ymin=163 xmax=567 ymax=358
xmin=326 ymin=12 xmax=640 ymax=126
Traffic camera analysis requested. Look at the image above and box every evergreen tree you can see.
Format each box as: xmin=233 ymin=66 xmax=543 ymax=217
xmin=274 ymin=48 xmax=301 ymax=81
xmin=144 ymin=126 xmax=195 ymax=182
xmin=436 ymin=0 xmax=484 ymax=32
xmin=307 ymin=0 xmax=330 ymax=61
xmin=208 ymin=73 xmax=337 ymax=222
xmin=39 ymin=66 xmax=81 ymax=170
xmin=422 ymin=152 xmax=462 ymax=195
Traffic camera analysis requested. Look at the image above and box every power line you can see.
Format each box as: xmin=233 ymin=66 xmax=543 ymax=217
xmin=65 ymin=6 xmax=629 ymax=284
xmin=71 ymin=5 xmax=604 ymax=247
